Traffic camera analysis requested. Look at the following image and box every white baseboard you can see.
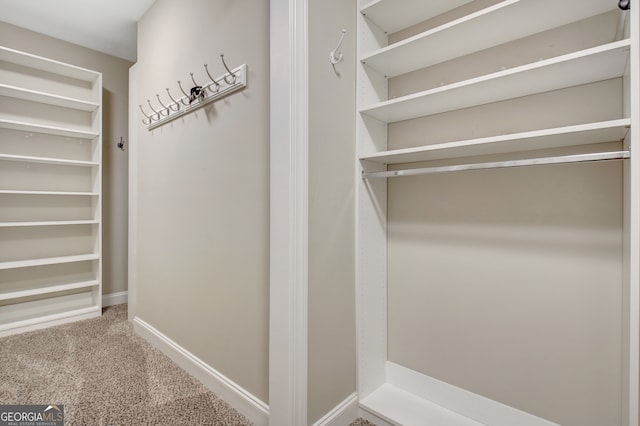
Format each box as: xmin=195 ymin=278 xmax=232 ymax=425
xmin=103 ymin=291 xmax=128 ymax=307
xmin=133 ymin=316 xmax=269 ymax=426
xmin=312 ymin=393 xmax=358 ymax=426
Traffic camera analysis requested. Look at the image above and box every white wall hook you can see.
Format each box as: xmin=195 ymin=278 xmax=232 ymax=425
xmin=330 ymin=29 xmax=346 ymax=65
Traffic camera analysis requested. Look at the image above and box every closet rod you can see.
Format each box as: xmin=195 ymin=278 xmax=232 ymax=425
xmin=362 ymin=150 xmax=630 ymax=179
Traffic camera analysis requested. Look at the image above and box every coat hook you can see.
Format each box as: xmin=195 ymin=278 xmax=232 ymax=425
xmin=188 ymin=73 xmax=205 ymax=104
xmin=155 ymin=94 xmax=171 ymax=116
xmin=190 ymin=72 xmax=200 ymax=87
xmin=139 ymin=105 xmax=152 ymax=125
xmin=177 ymin=81 xmax=192 ymax=106
xmin=204 ymin=64 xmax=221 ymax=93
xmin=117 ymin=136 xmax=125 ymax=151
xmin=619 ymin=0 xmax=630 ymax=10
xmin=146 ymin=99 xmax=162 ymax=121
xmin=220 ymin=54 xmax=237 ymax=84
xmin=330 ymin=29 xmax=346 ymax=65
xmin=165 ymin=88 xmax=182 ymax=111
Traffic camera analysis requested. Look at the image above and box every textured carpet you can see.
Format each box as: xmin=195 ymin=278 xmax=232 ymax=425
xmin=0 ymin=304 xmax=252 ymax=425
xmin=0 ymin=304 xmax=375 ymax=426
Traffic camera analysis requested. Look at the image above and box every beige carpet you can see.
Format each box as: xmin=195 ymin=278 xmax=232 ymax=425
xmin=0 ymin=304 xmax=375 ymax=426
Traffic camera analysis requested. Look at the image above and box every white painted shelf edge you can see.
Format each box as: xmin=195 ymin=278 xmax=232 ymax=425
xmin=0 ymin=220 xmax=99 ymax=227
xmin=0 ymin=253 xmax=100 ymax=270
xmin=0 ymin=118 xmax=99 ymax=139
xmin=361 ymin=0 xmax=617 ymax=78
xmin=360 ymin=0 xmax=474 ymax=34
xmin=0 ymin=84 xmax=99 ymax=111
xmin=0 ymin=46 xmax=100 ymax=82
xmin=360 ymin=119 xmax=631 ymax=164
xmin=0 ymin=280 xmax=100 ymax=301
xmin=0 ymin=190 xmax=99 ymax=196
xmin=361 ymin=40 xmax=630 ymax=123
xmin=0 ymin=153 xmax=98 ymax=167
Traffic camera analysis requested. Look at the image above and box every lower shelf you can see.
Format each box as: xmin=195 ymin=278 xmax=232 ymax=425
xmin=361 ymin=384 xmax=482 ymax=426
xmin=0 ymin=279 xmax=99 ymax=301
xmin=361 ymin=362 xmax=560 ymax=426
xmin=0 ymin=289 xmax=100 ymax=337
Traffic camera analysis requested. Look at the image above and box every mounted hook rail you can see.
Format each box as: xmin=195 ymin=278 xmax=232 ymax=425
xmin=139 ymin=54 xmax=247 ymax=131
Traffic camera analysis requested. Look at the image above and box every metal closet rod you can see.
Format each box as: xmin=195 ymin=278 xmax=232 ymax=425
xmin=362 ymin=150 xmax=630 ymax=179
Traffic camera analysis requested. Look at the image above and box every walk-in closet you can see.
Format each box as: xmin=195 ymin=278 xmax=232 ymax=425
xmin=356 ymin=0 xmax=639 ymax=425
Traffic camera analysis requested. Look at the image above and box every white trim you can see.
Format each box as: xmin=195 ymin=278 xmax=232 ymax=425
xmin=627 ymin=2 xmax=640 ymax=425
xmin=386 ymin=362 xmax=559 ymax=426
xmin=102 ymin=291 xmax=128 ymax=307
xmin=312 ymin=393 xmax=358 ymax=426
xmin=269 ymin=0 xmax=309 ymax=425
xmin=127 ymin=63 xmax=138 ymax=322
xmin=133 ymin=316 xmax=269 ymax=426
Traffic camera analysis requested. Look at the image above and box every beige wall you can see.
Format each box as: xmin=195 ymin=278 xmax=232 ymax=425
xmin=307 ymin=0 xmax=357 ymax=423
xmin=133 ymin=0 xmax=270 ymax=403
xmin=0 ymin=20 xmax=131 ymax=298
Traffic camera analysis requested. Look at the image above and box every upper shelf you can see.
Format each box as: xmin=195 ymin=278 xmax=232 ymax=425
xmin=360 ymin=119 xmax=630 ymax=164
xmin=0 ymin=84 xmax=99 ymax=111
xmin=0 ymin=46 xmax=100 ymax=83
xmin=360 ymin=0 xmax=473 ymax=34
xmin=360 ymin=40 xmax=630 ymax=123
xmin=361 ymin=0 xmax=618 ymax=79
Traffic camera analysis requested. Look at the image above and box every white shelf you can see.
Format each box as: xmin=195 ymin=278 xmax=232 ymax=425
xmin=361 ymin=0 xmax=617 ymax=78
xmin=361 ymin=119 xmax=631 ymax=164
xmin=0 ymin=84 xmax=99 ymax=111
xmin=0 ymin=118 xmax=98 ymax=139
xmin=361 ymin=40 xmax=630 ymax=123
xmin=0 ymin=46 xmax=100 ymax=83
xmin=360 ymin=0 xmax=474 ymax=34
xmin=0 ymin=153 xmax=98 ymax=167
xmin=0 ymin=190 xmax=99 ymax=196
xmin=0 ymin=220 xmax=98 ymax=227
xmin=361 ymin=383 xmax=483 ymax=426
xmin=0 ymin=280 xmax=99 ymax=301
xmin=0 ymin=254 xmax=99 ymax=270
xmin=0 ymin=304 xmax=100 ymax=337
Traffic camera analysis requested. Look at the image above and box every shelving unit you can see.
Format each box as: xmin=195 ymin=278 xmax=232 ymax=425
xmin=356 ymin=0 xmax=638 ymax=425
xmin=0 ymin=46 xmax=102 ymax=337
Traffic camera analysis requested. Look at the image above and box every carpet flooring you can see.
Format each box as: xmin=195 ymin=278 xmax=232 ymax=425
xmin=0 ymin=304 xmax=376 ymax=426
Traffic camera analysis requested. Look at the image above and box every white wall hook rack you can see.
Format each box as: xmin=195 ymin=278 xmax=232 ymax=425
xmin=139 ymin=55 xmax=247 ymax=131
